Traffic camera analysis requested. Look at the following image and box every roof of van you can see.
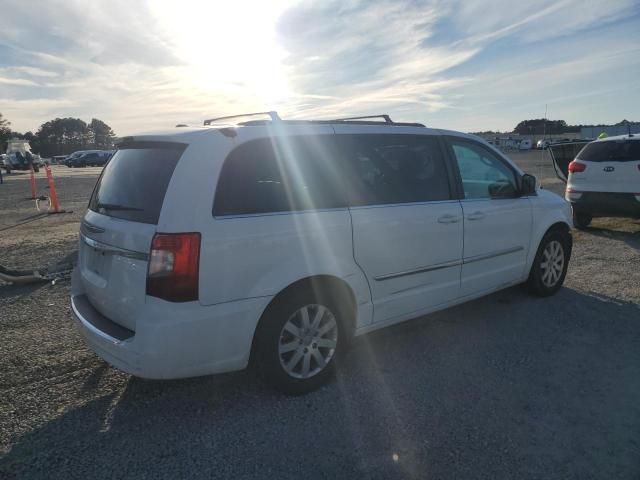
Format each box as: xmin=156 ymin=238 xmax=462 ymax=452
xmin=124 ymin=123 xmax=455 ymax=140
xmin=123 ymin=122 xmax=489 ymax=148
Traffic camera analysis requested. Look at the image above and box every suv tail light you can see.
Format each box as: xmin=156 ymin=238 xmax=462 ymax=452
xmin=147 ymin=233 xmax=201 ymax=302
xmin=568 ymin=161 xmax=586 ymax=173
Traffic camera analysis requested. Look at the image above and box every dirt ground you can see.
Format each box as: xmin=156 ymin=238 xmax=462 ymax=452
xmin=0 ymin=156 xmax=639 ymax=479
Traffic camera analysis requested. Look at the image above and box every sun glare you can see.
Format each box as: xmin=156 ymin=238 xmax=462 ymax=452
xmin=151 ymin=0 xmax=293 ymax=109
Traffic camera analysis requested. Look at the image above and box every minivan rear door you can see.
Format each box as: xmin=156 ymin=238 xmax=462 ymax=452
xmin=78 ymin=141 xmax=186 ymax=331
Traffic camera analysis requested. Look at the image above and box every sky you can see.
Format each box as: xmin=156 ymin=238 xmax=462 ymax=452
xmin=1 ymin=0 xmax=639 ymax=135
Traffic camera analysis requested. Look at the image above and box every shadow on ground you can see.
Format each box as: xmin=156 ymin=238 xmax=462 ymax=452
xmin=2 ymin=287 xmax=639 ymax=479
xmin=584 ymin=219 xmax=640 ymax=251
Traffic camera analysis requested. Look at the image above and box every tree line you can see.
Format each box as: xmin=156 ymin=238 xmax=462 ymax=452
xmin=474 ymin=119 xmax=638 ymax=136
xmin=0 ymin=113 xmax=116 ymax=157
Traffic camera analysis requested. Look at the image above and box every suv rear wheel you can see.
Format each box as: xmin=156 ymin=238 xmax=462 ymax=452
xmin=526 ymin=228 xmax=571 ymax=297
xmin=254 ymin=288 xmax=347 ymax=395
xmin=573 ymin=211 xmax=592 ymax=229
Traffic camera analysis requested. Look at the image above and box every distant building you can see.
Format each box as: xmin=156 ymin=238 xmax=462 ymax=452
xmin=580 ymin=124 xmax=640 ymax=139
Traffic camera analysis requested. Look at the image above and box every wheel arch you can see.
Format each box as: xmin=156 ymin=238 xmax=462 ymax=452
xmin=249 ymin=274 xmax=357 ymax=364
xmin=526 ymin=220 xmax=572 ymax=274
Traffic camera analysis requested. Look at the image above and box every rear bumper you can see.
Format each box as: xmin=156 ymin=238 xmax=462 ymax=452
xmin=71 ymin=269 xmax=272 ymax=379
xmin=568 ymin=192 xmax=640 ymax=218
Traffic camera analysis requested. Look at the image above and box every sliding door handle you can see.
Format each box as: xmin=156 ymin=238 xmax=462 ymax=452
xmin=467 ymin=211 xmax=486 ymax=221
xmin=437 ymin=214 xmax=461 ymax=224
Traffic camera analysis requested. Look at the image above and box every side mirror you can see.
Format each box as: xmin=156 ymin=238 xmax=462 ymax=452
xmin=520 ymin=173 xmax=537 ymax=196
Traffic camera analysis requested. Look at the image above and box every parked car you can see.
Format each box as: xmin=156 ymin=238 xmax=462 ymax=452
xmin=519 ymin=139 xmax=532 ymax=150
xmin=537 ymin=139 xmax=551 ymax=149
xmin=64 ymin=151 xmax=87 ymax=167
xmin=71 ymin=112 xmax=573 ymax=394
xmin=65 ymin=150 xmax=113 ymax=167
xmin=550 ymin=135 xmax=640 ymax=228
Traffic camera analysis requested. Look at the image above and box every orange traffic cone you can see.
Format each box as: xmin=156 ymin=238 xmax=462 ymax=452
xmin=44 ymin=164 xmax=67 ymax=214
xmin=29 ymin=165 xmax=37 ymax=199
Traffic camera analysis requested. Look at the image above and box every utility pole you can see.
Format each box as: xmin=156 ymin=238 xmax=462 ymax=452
xmin=540 ymin=104 xmax=548 ymax=181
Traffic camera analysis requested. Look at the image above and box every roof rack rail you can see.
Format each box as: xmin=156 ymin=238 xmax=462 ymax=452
xmin=332 ymin=114 xmax=393 ymax=124
xmin=204 ymin=111 xmax=281 ymax=126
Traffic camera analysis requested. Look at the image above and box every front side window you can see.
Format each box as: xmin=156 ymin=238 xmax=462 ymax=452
xmin=339 ymin=134 xmax=451 ymax=206
xmin=213 ymin=136 xmax=346 ymax=216
xmin=449 ymin=139 xmax=518 ymax=199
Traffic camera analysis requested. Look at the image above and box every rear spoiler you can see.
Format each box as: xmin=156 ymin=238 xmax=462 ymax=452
xmin=547 ymin=141 xmax=590 ymax=183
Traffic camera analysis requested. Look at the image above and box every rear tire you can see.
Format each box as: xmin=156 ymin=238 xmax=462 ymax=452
xmin=573 ymin=211 xmax=592 ymax=229
xmin=526 ymin=228 xmax=571 ymax=297
xmin=253 ymin=288 xmax=348 ymax=395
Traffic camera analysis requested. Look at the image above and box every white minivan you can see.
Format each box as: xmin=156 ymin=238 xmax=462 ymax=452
xmin=71 ymin=112 xmax=573 ymax=394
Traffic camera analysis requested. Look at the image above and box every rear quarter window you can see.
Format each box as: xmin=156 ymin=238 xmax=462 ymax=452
xmin=577 ymin=140 xmax=640 ymax=162
xmin=89 ymin=142 xmax=186 ymax=224
xmin=213 ymin=136 xmax=346 ymax=216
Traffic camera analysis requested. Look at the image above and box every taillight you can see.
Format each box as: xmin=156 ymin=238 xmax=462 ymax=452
xmin=568 ymin=161 xmax=586 ymax=173
xmin=147 ymin=233 xmax=200 ymax=302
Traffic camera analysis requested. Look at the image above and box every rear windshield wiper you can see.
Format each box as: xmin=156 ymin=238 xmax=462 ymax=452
xmin=96 ymin=203 xmax=143 ymax=211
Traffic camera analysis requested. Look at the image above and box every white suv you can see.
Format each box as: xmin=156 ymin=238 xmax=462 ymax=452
xmin=562 ymin=135 xmax=640 ymax=228
xmin=71 ymin=112 xmax=573 ymax=394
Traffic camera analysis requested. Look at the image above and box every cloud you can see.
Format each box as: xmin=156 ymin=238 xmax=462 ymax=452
xmin=0 ymin=0 xmax=638 ymax=133
xmin=451 ymin=0 xmax=639 ymax=44
xmin=0 ymin=66 xmax=58 ymax=77
xmin=275 ymin=1 xmax=478 ymax=119
xmin=275 ymin=0 xmax=640 ymax=128
xmin=0 ymin=76 xmax=39 ymax=86
xmin=0 ymin=0 xmax=182 ymax=67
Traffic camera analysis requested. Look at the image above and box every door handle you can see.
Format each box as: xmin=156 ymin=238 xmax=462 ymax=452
xmin=437 ymin=214 xmax=461 ymax=224
xmin=467 ymin=211 xmax=486 ymax=221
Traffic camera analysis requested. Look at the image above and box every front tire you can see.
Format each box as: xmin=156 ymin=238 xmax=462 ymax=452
xmin=526 ymin=228 xmax=571 ymax=297
xmin=254 ymin=289 xmax=347 ymax=395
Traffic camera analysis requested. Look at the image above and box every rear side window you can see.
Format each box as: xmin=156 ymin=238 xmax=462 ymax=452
xmin=89 ymin=142 xmax=185 ymax=224
xmin=339 ymin=134 xmax=451 ymax=206
xmin=577 ymin=140 xmax=640 ymax=162
xmin=213 ymin=136 xmax=346 ymax=216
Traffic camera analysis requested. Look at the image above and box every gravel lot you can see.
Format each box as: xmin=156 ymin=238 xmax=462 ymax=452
xmin=1 ymin=157 xmax=639 ymax=479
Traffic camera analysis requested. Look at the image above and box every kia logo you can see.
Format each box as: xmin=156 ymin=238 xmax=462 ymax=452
xmin=603 ymin=166 xmax=615 ymax=172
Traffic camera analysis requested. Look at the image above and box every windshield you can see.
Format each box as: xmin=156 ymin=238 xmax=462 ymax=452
xmin=88 ymin=142 xmax=185 ymax=224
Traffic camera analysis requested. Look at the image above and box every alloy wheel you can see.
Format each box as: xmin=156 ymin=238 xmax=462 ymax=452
xmin=278 ymin=304 xmax=338 ymax=379
xmin=540 ymin=240 xmax=564 ymax=288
